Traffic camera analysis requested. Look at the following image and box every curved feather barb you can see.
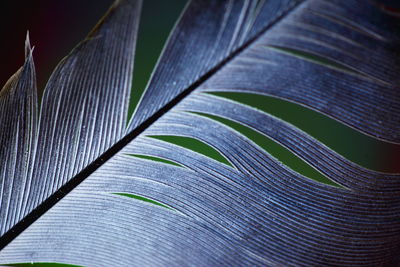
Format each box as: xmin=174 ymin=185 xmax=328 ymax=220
xmin=0 ymin=0 xmax=400 ymax=266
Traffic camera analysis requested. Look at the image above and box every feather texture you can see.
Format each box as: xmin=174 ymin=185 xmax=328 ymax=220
xmin=0 ymin=0 xmax=141 ymax=235
xmin=0 ymin=0 xmax=400 ymax=266
xmin=0 ymin=38 xmax=37 ymax=235
xmin=127 ymin=0 xmax=302 ymax=130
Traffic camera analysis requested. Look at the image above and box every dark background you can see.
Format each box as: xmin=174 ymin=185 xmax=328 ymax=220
xmin=0 ymin=0 xmax=113 ymax=92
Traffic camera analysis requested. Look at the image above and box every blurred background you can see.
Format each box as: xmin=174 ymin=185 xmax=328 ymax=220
xmin=0 ymin=0 xmax=113 ymax=92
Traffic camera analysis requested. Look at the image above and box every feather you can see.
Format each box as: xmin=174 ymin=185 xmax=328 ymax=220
xmin=0 ymin=0 xmax=400 ymax=266
xmin=0 ymin=0 xmax=141 ymax=236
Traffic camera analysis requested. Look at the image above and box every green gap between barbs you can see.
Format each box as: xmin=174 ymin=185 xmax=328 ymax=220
xmin=264 ymin=45 xmax=391 ymax=86
xmin=127 ymin=0 xmax=188 ymax=122
xmin=147 ymin=135 xmax=233 ymax=167
xmin=126 ymin=153 xmax=183 ymax=167
xmin=190 ymin=111 xmax=342 ymax=188
xmin=263 ymin=45 xmax=358 ymax=75
xmin=208 ymin=92 xmax=400 ymax=173
xmin=112 ymin=193 xmax=174 ymax=210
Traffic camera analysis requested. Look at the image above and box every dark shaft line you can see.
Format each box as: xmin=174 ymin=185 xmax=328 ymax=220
xmin=0 ymin=0 xmax=303 ymax=250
